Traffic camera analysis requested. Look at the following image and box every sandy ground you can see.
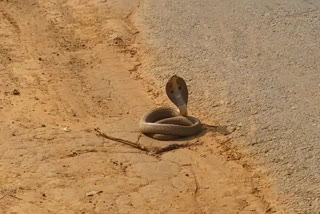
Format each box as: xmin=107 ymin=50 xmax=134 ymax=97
xmin=0 ymin=0 xmax=295 ymax=213
xmin=135 ymin=0 xmax=320 ymax=213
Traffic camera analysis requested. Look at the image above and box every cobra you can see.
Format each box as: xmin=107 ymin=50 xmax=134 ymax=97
xmin=139 ymin=75 xmax=202 ymax=140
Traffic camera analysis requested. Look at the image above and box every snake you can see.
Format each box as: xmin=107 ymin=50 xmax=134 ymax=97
xmin=139 ymin=75 xmax=202 ymax=140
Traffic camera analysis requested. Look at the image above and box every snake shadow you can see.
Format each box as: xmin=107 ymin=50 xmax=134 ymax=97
xmin=174 ymin=123 xmax=231 ymax=142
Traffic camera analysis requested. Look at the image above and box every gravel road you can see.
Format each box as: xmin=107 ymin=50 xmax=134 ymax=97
xmin=137 ymin=0 xmax=320 ymax=213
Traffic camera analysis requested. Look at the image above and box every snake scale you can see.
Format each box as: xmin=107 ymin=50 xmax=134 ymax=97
xmin=139 ymin=75 xmax=202 ymax=140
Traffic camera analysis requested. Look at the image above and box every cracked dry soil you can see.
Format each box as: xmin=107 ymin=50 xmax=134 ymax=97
xmin=0 ymin=0 xmax=291 ymax=213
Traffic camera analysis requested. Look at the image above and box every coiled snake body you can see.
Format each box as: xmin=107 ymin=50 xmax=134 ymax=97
xmin=139 ymin=75 xmax=202 ymax=140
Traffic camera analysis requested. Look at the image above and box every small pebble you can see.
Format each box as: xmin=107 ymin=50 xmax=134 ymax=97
xmin=12 ymin=89 xmax=20 ymax=95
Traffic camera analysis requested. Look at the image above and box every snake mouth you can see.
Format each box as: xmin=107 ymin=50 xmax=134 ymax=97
xmin=179 ymin=104 xmax=188 ymax=116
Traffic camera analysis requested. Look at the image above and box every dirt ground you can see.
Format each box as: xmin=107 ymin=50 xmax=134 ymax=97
xmin=0 ymin=0 xmax=293 ymax=213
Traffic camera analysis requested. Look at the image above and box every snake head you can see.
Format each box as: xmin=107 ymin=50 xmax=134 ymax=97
xmin=166 ymin=75 xmax=188 ymax=116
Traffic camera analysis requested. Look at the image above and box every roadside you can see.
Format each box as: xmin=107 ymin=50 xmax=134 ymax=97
xmin=0 ymin=0 xmax=291 ymax=213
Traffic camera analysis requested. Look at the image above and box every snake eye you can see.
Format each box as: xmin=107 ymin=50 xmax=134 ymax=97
xmin=170 ymin=90 xmax=174 ymax=94
xmin=178 ymin=86 xmax=182 ymax=90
